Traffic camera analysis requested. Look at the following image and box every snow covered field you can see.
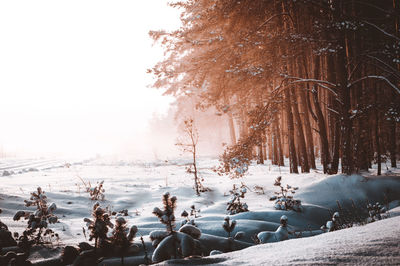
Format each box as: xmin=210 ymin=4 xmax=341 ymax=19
xmin=0 ymin=157 xmax=399 ymax=265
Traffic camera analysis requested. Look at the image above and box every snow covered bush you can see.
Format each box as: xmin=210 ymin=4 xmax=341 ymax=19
xmin=13 ymin=187 xmax=59 ymax=245
xmin=256 ymin=215 xmax=289 ymax=243
xmin=221 ymin=216 xmax=245 ymax=252
xmin=226 ymin=183 xmax=249 ymax=215
xmin=366 ymin=202 xmax=387 ymax=223
xmin=217 ymin=146 xmax=252 ymax=179
xmin=269 ymin=176 xmax=301 ymax=211
xmin=321 ymin=212 xmax=341 ymax=232
xmin=151 ymin=227 xmax=202 ymax=263
xmin=152 ymin=192 xmax=177 ymax=233
xmin=110 ymin=215 xmax=138 ymax=265
xmin=151 ymin=193 xmax=202 ymax=263
xmin=83 ymin=202 xmax=113 ymax=250
xmin=0 ymin=209 xmax=17 ymax=249
xmin=180 ymin=205 xmax=200 ymax=227
xmin=222 ymin=216 xmax=236 ymax=238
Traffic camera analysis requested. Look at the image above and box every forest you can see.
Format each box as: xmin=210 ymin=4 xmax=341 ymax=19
xmin=149 ymin=0 xmax=400 ymax=176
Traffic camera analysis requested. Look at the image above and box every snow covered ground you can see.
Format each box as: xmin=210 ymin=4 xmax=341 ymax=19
xmin=0 ymin=157 xmax=399 ymax=265
xmin=167 ymin=211 xmax=400 ymax=265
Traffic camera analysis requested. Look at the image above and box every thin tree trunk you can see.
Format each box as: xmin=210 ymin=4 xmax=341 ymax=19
xmin=227 ymin=112 xmax=236 ymax=146
xmin=390 ymin=120 xmax=397 ymax=168
xmin=334 ymin=0 xmax=354 ymax=175
xmin=312 ymin=55 xmax=331 ymax=173
xmin=284 ymin=85 xmax=299 ymax=173
xmin=291 ymin=87 xmax=309 ymax=172
xmin=297 ymin=57 xmax=316 ymax=169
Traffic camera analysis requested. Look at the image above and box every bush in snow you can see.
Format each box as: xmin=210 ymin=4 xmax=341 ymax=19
xmin=151 ymin=226 xmax=203 ymax=263
xmin=83 ymin=202 xmax=114 ymax=250
xmin=366 ymin=202 xmax=387 ymax=223
xmin=153 ymin=192 xmax=177 ymax=234
xmin=269 ymin=176 xmax=301 ymax=211
xmin=321 ymin=212 xmax=341 ymax=232
xmin=110 ymin=215 xmax=138 ymax=265
xmin=0 ymin=209 xmax=17 ymax=248
xmin=226 ymin=183 xmax=249 ymax=215
xmin=180 ymin=205 xmax=200 ymax=227
xmin=221 ymin=216 xmax=246 ymax=252
xmin=0 ymin=251 xmax=30 ymax=266
xmin=256 ymin=215 xmax=289 ymax=243
xmin=13 ymin=187 xmax=59 ymax=245
xmin=151 ymin=193 xmax=202 ymax=263
xmin=76 ymin=175 xmax=105 ymax=201
xmin=216 ymin=147 xmax=251 ymax=179
xmin=222 ymin=216 xmax=236 ymax=238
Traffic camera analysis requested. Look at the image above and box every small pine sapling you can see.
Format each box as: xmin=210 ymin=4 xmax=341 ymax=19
xmin=110 ymin=216 xmax=138 ymax=265
xmin=366 ymin=202 xmax=387 ymax=223
xmin=83 ymin=202 xmax=114 ymax=251
xmin=269 ymin=176 xmax=301 ymax=211
xmin=222 ymin=216 xmax=236 ymax=238
xmin=153 ymin=193 xmax=201 ymax=261
xmin=190 ymin=204 xmax=200 ymax=218
xmin=227 ymin=184 xmax=249 ymax=215
xmin=180 ymin=210 xmax=193 ymax=227
xmin=180 ymin=205 xmax=201 ymax=227
xmin=13 ymin=187 xmax=59 ymax=245
xmin=152 ymin=192 xmax=177 ymax=234
xmin=223 ymin=216 xmax=242 ymax=251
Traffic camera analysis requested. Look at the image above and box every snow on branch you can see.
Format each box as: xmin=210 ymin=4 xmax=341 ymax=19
xmin=284 ymin=76 xmax=337 ymax=96
xmin=362 ymin=20 xmax=400 ymax=42
xmin=348 ymin=75 xmax=400 ymax=95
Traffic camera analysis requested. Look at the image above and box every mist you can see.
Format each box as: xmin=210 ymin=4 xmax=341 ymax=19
xmin=0 ymin=0 xmax=180 ymax=159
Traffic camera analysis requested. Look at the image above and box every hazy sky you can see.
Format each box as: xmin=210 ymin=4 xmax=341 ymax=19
xmin=0 ymin=0 xmax=180 ymax=158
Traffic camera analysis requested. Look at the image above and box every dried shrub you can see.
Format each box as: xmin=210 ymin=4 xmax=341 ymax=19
xmin=77 ymin=175 xmax=105 ymax=201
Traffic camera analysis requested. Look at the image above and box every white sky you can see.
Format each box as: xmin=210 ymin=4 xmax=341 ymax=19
xmin=0 ymin=0 xmax=180 ymax=158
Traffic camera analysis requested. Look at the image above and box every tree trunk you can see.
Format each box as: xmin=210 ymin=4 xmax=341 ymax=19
xmin=283 ymin=85 xmax=299 ymax=173
xmin=312 ymin=55 xmax=331 ymax=173
xmin=227 ymin=112 xmax=236 ymax=146
xmin=297 ymin=57 xmax=316 ymax=169
xmin=291 ymin=87 xmax=309 ymax=172
xmin=334 ymin=0 xmax=354 ymax=175
xmin=390 ymin=120 xmax=397 ymax=168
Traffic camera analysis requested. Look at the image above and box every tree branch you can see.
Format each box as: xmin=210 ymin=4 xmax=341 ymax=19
xmin=362 ymin=20 xmax=400 ymax=41
xmin=348 ymin=75 xmax=400 ymax=94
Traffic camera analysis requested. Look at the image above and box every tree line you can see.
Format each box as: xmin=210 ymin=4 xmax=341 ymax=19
xmin=149 ymin=0 xmax=400 ymax=176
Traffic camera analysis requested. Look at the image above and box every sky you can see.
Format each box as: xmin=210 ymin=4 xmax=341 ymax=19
xmin=0 ymin=0 xmax=181 ymax=158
